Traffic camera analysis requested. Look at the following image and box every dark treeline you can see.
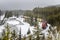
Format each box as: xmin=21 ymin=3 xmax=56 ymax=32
xmin=24 ymin=6 xmax=60 ymax=30
xmin=0 ymin=10 xmax=4 ymax=16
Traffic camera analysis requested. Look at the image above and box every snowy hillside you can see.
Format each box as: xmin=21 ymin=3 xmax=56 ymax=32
xmin=0 ymin=15 xmax=32 ymax=37
xmin=0 ymin=15 xmax=54 ymax=40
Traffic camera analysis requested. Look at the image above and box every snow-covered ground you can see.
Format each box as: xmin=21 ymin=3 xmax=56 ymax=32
xmin=0 ymin=14 xmax=5 ymax=20
xmin=0 ymin=15 xmax=52 ymax=38
xmin=0 ymin=25 xmax=5 ymax=38
xmin=1 ymin=16 xmax=31 ymax=37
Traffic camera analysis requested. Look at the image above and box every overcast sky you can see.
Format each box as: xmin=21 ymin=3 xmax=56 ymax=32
xmin=0 ymin=0 xmax=60 ymax=10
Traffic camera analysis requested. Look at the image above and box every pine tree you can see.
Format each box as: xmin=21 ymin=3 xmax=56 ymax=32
xmin=32 ymin=20 xmax=41 ymax=40
xmin=34 ymin=17 xmax=38 ymax=27
xmin=3 ymin=24 xmax=11 ymax=40
xmin=36 ymin=27 xmax=40 ymax=40
xmin=2 ymin=29 xmax=5 ymax=40
xmin=30 ymin=16 xmax=34 ymax=26
xmin=5 ymin=11 xmax=13 ymax=18
xmin=35 ymin=17 xmax=37 ymax=22
xmin=19 ymin=27 xmax=21 ymax=40
xmin=33 ymin=26 xmax=41 ymax=40
xmin=27 ymin=28 xmax=31 ymax=34
xmin=11 ymin=30 xmax=16 ymax=40
xmin=27 ymin=28 xmax=32 ymax=40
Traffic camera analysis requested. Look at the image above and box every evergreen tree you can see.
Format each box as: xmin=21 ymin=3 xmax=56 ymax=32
xmin=35 ymin=17 xmax=37 ymax=22
xmin=1 ymin=11 xmax=13 ymax=25
xmin=19 ymin=27 xmax=21 ymax=40
xmin=27 ymin=28 xmax=31 ymax=34
xmin=11 ymin=30 xmax=16 ymax=40
xmin=32 ymin=21 xmax=41 ymax=40
xmin=5 ymin=11 xmax=13 ymax=18
xmin=36 ymin=27 xmax=40 ymax=40
xmin=3 ymin=24 xmax=11 ymax=40
xmin=0 ymin=10 xmax=2 ymax=16
xmin=30 ymin=16 xmax=34 ymax=26
xmin=15 ymin=13 xmax=19 ymax=18
xmin=33 ymin=26 xmax=40 ymax=40
xmin=34 ymin=17 xmax=38 ymax=27
xmin=27 ymin=28 xmax=32 ymax=40
xmin=2 ymin=29 xmax=5 ymax=40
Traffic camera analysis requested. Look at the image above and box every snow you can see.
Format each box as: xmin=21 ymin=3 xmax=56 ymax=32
xmin=5 ymin=16 xmax=31 ymax=37
xmin=0 ymin=25 xmax=5 ymax=32
xmin=19 ymin=16 xmax=25 ymax=22
xmin=6 ymin=20 xmax=20 ymax=25
xmin=0 ymin=14 xmax=5 ymax=20
xmin=0 ymin=15 xmax=52 ymax=38
xmin=30 ymin=26 xmax=35 ymax=34
xmin=0 ymin=25 xmax=5 ymax=38
xmin=16 ymin=24 xmax=30 ymax=37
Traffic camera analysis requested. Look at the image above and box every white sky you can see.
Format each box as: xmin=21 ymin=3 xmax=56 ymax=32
xmin=0 ymin=0 xmax=60 ymax=10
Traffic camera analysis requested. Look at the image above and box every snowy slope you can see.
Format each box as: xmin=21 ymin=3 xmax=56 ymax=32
xmin=0 ymin=25 xmax=5 ymax=38
xmin=0 ymin=14 xmax=5 ymax=20
xmin=0 ymin=16 xmax=52 ymax=38
xmin=4 ymin=16 xmax=31 ymax=37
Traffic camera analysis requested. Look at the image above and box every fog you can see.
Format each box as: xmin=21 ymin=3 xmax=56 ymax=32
xmin=0 ymin=0 xmax=60 ymax=10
